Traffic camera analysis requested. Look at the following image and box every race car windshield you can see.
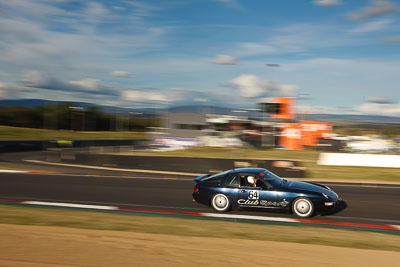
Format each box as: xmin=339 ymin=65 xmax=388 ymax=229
xmin=260 ymin=170 xmax=283 ymax=187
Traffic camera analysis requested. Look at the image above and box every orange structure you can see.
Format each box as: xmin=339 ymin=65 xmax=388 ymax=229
xmin=300 ymin=121 xmax=332 ymax=147
xmin=279 ymin=121 xmax=332 ymax=150
xmin=279 ymin=124 xmax=303 ymax=150
xmin=262 ymin=97 xmax=333 ymax=150
xmin=269 ymin=97 xmax=295 ymax=120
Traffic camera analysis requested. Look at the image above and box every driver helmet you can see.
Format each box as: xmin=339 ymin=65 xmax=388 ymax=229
xmin=247 ymin=176 xmax=255 ymax=184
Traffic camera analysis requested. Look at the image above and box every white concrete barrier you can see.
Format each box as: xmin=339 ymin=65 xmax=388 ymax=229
xmin=317 ymin=153 xmax=400 ymax=168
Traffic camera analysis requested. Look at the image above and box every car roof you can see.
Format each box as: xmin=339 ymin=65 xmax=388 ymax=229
xmin=230 ymin=168 xmax=266 ymax=174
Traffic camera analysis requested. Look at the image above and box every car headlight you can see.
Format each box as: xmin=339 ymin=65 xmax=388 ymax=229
xmin=322 ymin=193 xmax=329 ymax=199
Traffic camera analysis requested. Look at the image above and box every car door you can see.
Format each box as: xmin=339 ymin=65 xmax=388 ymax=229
xmin=237 ymin=173 xmax=277 ymax=208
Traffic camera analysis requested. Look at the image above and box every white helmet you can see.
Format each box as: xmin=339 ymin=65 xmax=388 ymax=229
xmin=247 ymin=176 xmax=255 ymax=184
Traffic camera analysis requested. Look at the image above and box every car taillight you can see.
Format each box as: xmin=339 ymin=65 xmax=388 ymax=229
xmin=193 ymin=187 xmax=199 ymax=193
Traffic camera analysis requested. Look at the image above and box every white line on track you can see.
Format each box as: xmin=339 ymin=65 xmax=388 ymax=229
xmin=19 ymin=160 xmax=400 ymax=188
xmin=3 ymin=170 xmax=193 ymax=181
xmin=0 ymin=170 xmax=28 ymax=173
xmin=15 ymin=197 xmax=207 ymax=211
xmin=11 ymin=199 xmax=400 ymax=227
xmin=20 ymin=200 xmax=298 ymax=223
xmin=25 ymin=159 xmax=202 ymax=176
xmin=113 ymin=203 xmax=208 ymax=211
xmin=330 ymin=216 xmax=400 ymax=224
xmin=322 ymin=183 xmax=400 ymax=189
xmin=51 ymin=173 xmax=192 ymax=181
xmin=202 ymin=213 xmax=298 ymax=223
xmin=8 ymin=170 xmax=400 ymax=188
xmin=389 ymin=225 xmax=400 ymax=230
xmin=22 ymin=201 xmax=118 ymax=210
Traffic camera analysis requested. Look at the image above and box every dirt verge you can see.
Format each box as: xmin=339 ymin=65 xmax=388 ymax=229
xmin=1 ymin=224 xmax=399 ymax=267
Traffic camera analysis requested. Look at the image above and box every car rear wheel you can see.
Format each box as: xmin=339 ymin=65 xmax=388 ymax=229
xmin=211 ymin=194 xmax=230 ymax=212
xmin=292 ymin=197 xmax=314 ymax=218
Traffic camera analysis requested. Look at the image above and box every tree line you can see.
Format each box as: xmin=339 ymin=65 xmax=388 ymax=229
xmin=0 ymin=103 xmax=159 ymax=131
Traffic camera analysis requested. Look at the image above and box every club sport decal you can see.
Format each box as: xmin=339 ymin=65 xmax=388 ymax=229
xmin=237 ymin=190 xmax=289 ymax=207
xmin=260 ymin=199 xmax=289 ymax=207
xmin=237 ymin=197 xmax=289 ymax=207
xmin=238 ymin=199 xmax=259 ymax=205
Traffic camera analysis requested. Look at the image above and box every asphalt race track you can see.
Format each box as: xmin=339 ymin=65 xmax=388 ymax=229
xmin=1 ymin=172 xmax=400 ymax=225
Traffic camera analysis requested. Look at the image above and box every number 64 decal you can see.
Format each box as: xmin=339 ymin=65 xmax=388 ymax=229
xmin=248 ymin=190 xmax=259 ymax=200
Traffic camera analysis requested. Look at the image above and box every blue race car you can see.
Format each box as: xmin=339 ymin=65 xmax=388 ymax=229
xmin=192 ymin=168 xmax=340 ymax=218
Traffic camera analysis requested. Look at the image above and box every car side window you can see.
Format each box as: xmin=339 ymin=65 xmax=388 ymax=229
xmin=225 ymin=174 xmax=239 ymax=187
xmin=238 ymin=173 xmax=268 ymax=189
xmin=256 ymin=175 xmax=269 ymax=190
xmin=239 ymin=174 xmax=255 ymax=188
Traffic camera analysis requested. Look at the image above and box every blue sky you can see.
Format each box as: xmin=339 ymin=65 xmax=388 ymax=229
xmin=0 ymin=0 xmax=399 ymax=116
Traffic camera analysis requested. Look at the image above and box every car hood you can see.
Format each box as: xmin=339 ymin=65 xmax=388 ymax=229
xmin=281 ymin=180 xmax=338 ymax=200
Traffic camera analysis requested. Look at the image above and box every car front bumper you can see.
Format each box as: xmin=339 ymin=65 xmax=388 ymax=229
xmin=323 ymin=197 xmax=342 ymax=207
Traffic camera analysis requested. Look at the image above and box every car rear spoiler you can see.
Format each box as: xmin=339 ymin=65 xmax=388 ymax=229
xmin=194 ymin=174 xmax=211 ymax=182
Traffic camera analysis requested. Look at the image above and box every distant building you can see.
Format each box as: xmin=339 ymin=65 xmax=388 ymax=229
xmin=157 ymin=98 xmax=335 ymax=150
xmin=163 ymin=113 xmax=207 ymax=138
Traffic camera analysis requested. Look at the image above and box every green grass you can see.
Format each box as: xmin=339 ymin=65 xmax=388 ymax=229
xmin=303 ymin=162 xmax=400 ymax=182
xmin=0 ymin=125 xmax=148 ymax=140
xmin=113 ymin=147 xmax=400 ymax=182
xmin=117 ymin=147 xmax=320 ymax=161
xmin=0 ymin=205 xmax=399 ymax=252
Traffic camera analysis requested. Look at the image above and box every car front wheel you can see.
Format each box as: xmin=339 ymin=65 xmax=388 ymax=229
xmin=292 ymin=197 xmax=314 ymax=218
xmin=211 ymin=194 xmax=230 ymax=212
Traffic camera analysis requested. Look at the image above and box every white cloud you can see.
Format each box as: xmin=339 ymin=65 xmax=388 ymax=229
xmin=0 ymin=0 xmax=71 ymax=22
xmin=366 ymin=96 xmax=395 ymax=104
xmin=84 ymin=2 xmax=109 ymax=24
xmin=122 ymin=90 xmax=171 ymax=103
xmin=0 ymin=1 xmax=170 ymax=81
xmin=349 ymin=0 xmax=399 ymax=20
xmin=20 ymin=70 xmax=49 ymax=87
xmin=297 ymin=97 xmax=400 ymax=116
xmin=163 ymin=89 xmax=247 ymax=107
xmin=275 ymin=57 xmax=400 ymax=105
xmin=234 ymin=23 xmax=354 ymax=57
xmin=237 ymin=42 xmax=276 ymax=56
xmin=349 ymin=18 xmax=393 ymax=33
xmin=69 ymin=78 xmax=99 ymax=91
xmin=20 ymin=70 xmax=119 ymax=96
xmin=297 ymin=104 xmax=342 ymax=114
xmin=231 ymin=75 xmax=264 ymax=97
xmin=313 ymin=0 xmax=341 ymax=7
xmin=354 ymin=101 xmax=400 ymax=116
xmin=211 ymin=55 xmax=237 ymax=65
xmin=111 ymin=70 xmax=131 ymax=78
xmin=121 ymin=91 xmax=141 ymax=101
xmin=230 ymin=74 xmax=297 ymax=98
xmin=147 ymin=92 xmax=170 ymax=102
xmin=194 ymin=97 xmax=208 ymax=102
